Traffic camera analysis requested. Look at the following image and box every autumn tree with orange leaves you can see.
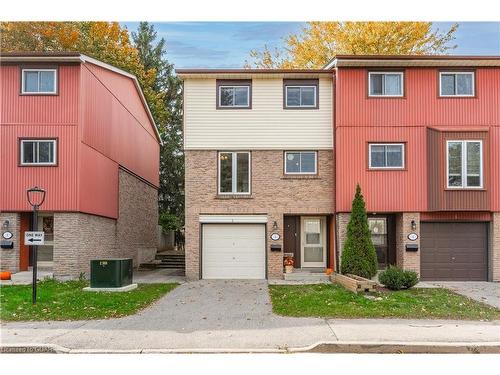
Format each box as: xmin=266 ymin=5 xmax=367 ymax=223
xmin=0 ymin=21 xmax=167 ymax=126
xmin=246 ymin=22 xmax=458 ymax=68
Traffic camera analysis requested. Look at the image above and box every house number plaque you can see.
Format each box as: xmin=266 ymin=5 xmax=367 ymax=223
xmin=270 ymin=233 xmax=280 ymax=241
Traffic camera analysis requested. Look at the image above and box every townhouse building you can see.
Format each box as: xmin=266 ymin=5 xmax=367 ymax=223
xmin=180 ymin=55 xmax=500 ymax=282
xmin=177 ymin=69 xmax=335 ymax=280
xmin=330 ymin=55 xmax=500 ymax=282
xmin=0 ymin=52 xmax=160 ymax=278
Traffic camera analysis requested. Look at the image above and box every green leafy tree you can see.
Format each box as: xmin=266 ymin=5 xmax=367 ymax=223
xmin=340 ymin=184 xmax=378 ymax=278
xmin=131 ymin=22 xmax=184 ymax=231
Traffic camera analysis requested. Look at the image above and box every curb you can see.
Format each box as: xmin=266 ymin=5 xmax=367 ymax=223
xmin=2 ymin=341 xmax=500 ymax=354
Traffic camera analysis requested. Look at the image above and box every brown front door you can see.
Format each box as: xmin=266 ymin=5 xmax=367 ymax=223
xmin=284 ymin=216 xmax=300 ymax=267
xmin=19 ymin=213 xmax=30 ymax=271
xmin=368 ymin=215 xmax=396 ymax=269
xmin=421 ymin=222 xmax=488 ymax=281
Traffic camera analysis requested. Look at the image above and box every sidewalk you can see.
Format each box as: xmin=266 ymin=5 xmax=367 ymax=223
xmin=2 ymin=316 xmax=499 ymax=353
xmin=1 ymin=280 xmax=499 ymax=353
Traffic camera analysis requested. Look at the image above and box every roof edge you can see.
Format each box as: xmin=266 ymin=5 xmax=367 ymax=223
xmin=1 ymin=52 xmax=162 ymax=145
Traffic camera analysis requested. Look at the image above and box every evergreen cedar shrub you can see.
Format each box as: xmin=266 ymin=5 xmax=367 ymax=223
xmin=379 ymin=266 xmax=419 ymax=290
xmin=340 ymin=184 xmax=378 ymax=279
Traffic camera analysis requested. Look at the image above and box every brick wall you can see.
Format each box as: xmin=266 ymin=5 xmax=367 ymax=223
xmin=53 ymin=212 xmax=117 ymax=278
xmin=395 ymin=212 xmax=420 ymax=274
xmin=52 ymin=169 xmax=158 ymax=278
xmin=335 ymin=212 xmax=350 ymax=270
xmin=491 ymin=212 xmax=500 ymax=281
xmin=185 ymin=150 xmax=334 ymax=280
xmin=117 ymin=169 xmax=158 ymax=266
xmin=0 ymin=212 xmax=20 ymax=273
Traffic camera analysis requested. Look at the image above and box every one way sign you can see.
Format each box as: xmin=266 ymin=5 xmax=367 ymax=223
xmin=25 ymin=231 xmax=45 ymax=246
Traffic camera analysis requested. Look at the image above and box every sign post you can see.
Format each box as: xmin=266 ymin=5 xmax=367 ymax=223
xmin=26 ymin=187 xmax=46 ymax=305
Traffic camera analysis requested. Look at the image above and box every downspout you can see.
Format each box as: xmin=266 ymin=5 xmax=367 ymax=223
xmin=332 ymin=68 xmax=340 ymax=273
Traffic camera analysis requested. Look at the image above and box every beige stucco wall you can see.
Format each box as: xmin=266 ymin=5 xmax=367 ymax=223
xmin=185 ymin=150 xmax=334 ymax=280
xmin=183 ymin=77 xmax=333 ymax=150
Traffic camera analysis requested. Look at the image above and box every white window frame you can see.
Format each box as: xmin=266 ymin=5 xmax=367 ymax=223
xmin=218 ymin=85 xmax=250 ymax=108
xmin=439 ymin=71 xmax=475 ymax=97
xmin=368 ymin=72 xmax=404 ymax=97
xmin=284 ymin=151 xmax=318 ymax=175
xmin=446 ymin=140 xmax=483 ymax=189
xmin=368 ymin=143 xmax=405 ymax=169
xmin=285 ymin=85 xmax=317 ymax=108
xmin=21 ymin=69 xmax=57 ymax=94
xmin=218 ymin=151 xmax=251 ymax=195
xmin=20 ymin=139 xmax=57 ymax=166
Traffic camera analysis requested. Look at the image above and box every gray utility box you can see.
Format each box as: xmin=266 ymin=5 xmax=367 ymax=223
xmin=90 ymin=258 xmax=133 ymax=288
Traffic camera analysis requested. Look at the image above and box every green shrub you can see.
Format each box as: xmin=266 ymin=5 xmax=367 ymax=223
xmin=159 ymin=212 xmax=181 ymax=231
xmin=379 ymin=266 xmax=419 ymax=290
xmin=340 ymin=184 xmax=378 ymax=279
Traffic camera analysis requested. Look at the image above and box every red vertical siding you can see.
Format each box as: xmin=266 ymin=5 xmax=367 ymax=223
xmin=336 ymin=126 xmax=427 ymax=212
xmin=0 ymin=124 xmax=79 ymax=211
xmin=1 ymin=65 xmax=79 ymax=125
xmin=0 ymin=65 xmax=79 ymax=212
xmin=337 ymin=68 xmax=500 ymax=127
xmin=78 ymin=143 xmax=118 ymax=219
xmin=80 ymin=64 xmax=160 ymax=187
xmin=335 ymin=67 xmax=500 ymax=213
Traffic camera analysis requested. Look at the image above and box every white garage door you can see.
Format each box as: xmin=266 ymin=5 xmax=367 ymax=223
xmin=202 ymin=224 xmax=266 ymax=279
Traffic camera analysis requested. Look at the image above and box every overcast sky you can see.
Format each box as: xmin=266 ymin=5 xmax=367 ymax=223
xmin=123 ymin=22 xmax=500 ymax=69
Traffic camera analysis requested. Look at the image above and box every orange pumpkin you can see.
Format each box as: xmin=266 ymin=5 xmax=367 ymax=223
xmin=325 ymin=268 xmax=333 ymax=275
xmin=0 ymin=271 xmax=12 ymax=280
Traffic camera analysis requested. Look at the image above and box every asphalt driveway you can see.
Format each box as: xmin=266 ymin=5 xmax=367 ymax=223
xmin=1 ymin=280 xmax=499 ymax=352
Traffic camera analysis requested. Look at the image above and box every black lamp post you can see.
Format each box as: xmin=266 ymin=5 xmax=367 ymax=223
xmin=27 ymin=186 xmax=46 ymax=305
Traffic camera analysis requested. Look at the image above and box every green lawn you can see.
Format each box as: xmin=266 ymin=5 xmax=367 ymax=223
xmin=0 ymin=279 xmax=177 ymax=321
xmin=269 ymin=284 xmax=500 ymax=320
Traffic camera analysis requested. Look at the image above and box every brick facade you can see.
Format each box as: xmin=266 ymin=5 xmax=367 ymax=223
xmin=185 ymin=150 xmax=334 ymax=280
xmin=1 ymin=169 xmax=158 ymax=278
xmin=395 ymin=212 xmax=420 ymax=274
xmin=336 ymin=212 xmax=421 ymax=274
xmin=0 ymin=212 xmax=21 ymax=273
xmin=117 ymin=169 xmax=158 ymax=266
xmin=491 ymin=212 xmax=500 ymax=282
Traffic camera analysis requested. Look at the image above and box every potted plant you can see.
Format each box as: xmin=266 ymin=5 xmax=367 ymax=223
xmin=284 ymin=256 xmax=294 ymax=274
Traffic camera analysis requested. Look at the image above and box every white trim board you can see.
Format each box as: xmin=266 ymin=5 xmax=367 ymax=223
xmin=199 ymin=215 xmax=268 ymax=224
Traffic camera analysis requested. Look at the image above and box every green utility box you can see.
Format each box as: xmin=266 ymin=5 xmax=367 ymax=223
xmin=90 ymin=258 xmax=133 ymax=288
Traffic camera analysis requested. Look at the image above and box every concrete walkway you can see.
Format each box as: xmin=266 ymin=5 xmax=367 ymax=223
xmin=418 ymin=281 xmax=500 ymax=309
xmin=1 ymin=280 xmax=499 ymax=352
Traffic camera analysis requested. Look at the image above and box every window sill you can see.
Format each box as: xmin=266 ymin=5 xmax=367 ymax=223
xmin=367 ymin=168 xmax=406 ymax=171
xmin=281 ymin=175 xmax=321 ymax=180
xmin=215 ymin=194 xmax=253 ymax=199
xmin=444 ymin=188 xmax=486 ymax=192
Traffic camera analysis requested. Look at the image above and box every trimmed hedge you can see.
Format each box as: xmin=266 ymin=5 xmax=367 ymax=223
xmin=379 ymin=266 xmax=419 ymax=290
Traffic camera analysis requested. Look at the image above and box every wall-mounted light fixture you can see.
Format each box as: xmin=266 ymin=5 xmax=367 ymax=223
xmin=411 ymin=220 xmax=417 ymax=231
xmin=2 ymin=220 xmax=9 ymax=229
xmin=272 ymin=221 xmax=278 ymax=230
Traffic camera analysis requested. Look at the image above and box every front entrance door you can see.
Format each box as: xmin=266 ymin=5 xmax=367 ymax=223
xmin=368 ymin=217 xmax=388 ymax=269
xmin=284 ymin=216 xmax=300 ymax=266
xmin=301 ymin=217 xmax=326 ymax=268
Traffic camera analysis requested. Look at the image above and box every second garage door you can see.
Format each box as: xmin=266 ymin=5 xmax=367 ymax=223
xmin=202 ymin=224 xmax=266 ymax=279
xmin=421 ymin=222 xmax=488 ymax=281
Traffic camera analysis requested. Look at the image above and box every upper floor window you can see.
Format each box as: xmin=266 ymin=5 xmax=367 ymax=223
xmin=22 ymin=69 xmax=57 ymax=94
xmin=217 ymin=80 xmax=251 ymax=108
xmin=284 ymin=151 xmax=317 ymax=174
xmin=368 ymin=72 xmax=404 ymax=97
xmin=369 ymin=143 xmax=405 ymax=169
xmin=447 ymin=140 xmax=482 ymax=188
xmin=218 ymin=151 xmax=251 ymax=194
xmin=20 ymin=139 xmax=57 ymax=166
xmin=439 ymin=72 xmax=474 ymax=97
xmin=284 ymin=79 xmax=319 ymax=109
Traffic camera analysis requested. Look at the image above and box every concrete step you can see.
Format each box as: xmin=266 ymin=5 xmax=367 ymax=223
xmin=284 ymin=272 xmax=331 ymax=282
